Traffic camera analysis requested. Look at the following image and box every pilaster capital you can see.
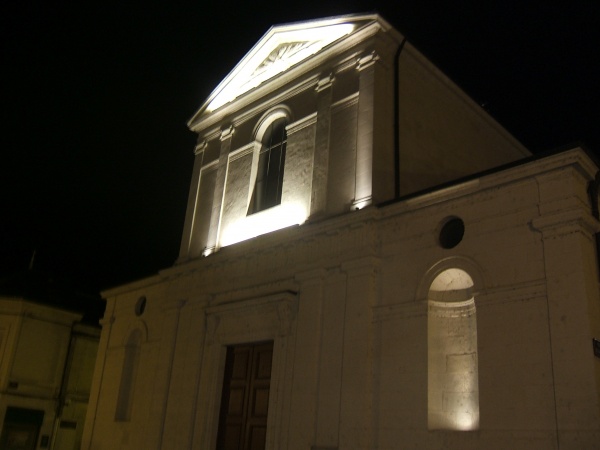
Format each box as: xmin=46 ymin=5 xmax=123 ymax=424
xmin=194 ymin=140 xmax=208 ymax=155
xmin=220 ymin=125 xmax=235 ymax=141
xmin=356 ymin=51 xmax=380 ymax=71
xmin=315 ymin=73 xmax=335 ymax=92
xmin=531 ymin=208 xmax=600 ymax=240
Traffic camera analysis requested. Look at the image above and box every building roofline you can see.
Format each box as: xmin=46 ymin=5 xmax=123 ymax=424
xmin=187 ymin=13 xmax=393 ymax=128
xmin=378 ymin=143 xmax=599 ymax=210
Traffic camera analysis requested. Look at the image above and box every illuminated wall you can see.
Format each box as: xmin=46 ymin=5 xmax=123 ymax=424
xmin=179 ymin=14 xmax=529 ymax=262
xmin=427 ymin=268 xmax=479 ymax=430
xmin=84 ymin=13 xmax=600 ymax=450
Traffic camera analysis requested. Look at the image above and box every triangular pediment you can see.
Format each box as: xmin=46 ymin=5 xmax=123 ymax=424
xmin=194 ymin=14 xmax=380 ymax=118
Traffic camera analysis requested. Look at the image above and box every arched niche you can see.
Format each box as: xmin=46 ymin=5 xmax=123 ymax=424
xmin=427 ymin=267 xmax=480 ymax=431
xmin=115 ymin=329 xmax=143 ymax=421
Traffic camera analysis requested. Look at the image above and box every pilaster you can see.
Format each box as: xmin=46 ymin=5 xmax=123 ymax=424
xmin=205 ymin=126 xmax=235 ymax=255
xmin=310 ymin=74 xmax=334 ymax=217
xmin=179 ymin=140 xmax=207 ymax=260
xmin=81 ymin=313 xmax=115 ymax=450
xmin=142 ymin=300 xmax=187 ymax=450
xmin=353 ymin=53 xmax=378 ymax=210
xmin=532 ymin=180 xmax=600 ymax=447
xmin=338 ymin=257 xmax=380 ymax=449
xmin=160 ymin=297 xmax=209 ymax=450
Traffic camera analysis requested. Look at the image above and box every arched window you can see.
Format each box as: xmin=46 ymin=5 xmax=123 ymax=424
xmin=428 ymin=268 xmax=479 ymax=430
xmin=248 ymin=116 xmax=288 ymax=214
xmin=115 ymin=329 xmax=142 ymax=421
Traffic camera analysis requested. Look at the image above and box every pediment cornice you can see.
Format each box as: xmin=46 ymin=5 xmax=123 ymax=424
xmin=188 ymin=14 xmax=398 ymax=132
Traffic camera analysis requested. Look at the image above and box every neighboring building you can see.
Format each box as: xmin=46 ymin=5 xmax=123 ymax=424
xmin=0 ymin=298 xmax=99 ymax=450
xmin=83 ymin=14 xmax=600 ymax=450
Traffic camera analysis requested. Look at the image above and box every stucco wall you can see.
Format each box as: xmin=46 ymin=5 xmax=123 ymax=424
xmin=397 ymin=43 xmax=530 ymax=196
xmin=86 ymin=149 xmax=600 ymax=450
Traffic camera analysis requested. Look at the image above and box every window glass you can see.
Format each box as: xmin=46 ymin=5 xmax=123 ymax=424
xmin=249 ymin=117 xmax=287 ymax=214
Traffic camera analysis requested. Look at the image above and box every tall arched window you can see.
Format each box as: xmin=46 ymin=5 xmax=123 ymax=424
xmin=428 ymin=268 xmax=479 ymax=430
xmin=248 ymin=116 xmax=288 ymax=214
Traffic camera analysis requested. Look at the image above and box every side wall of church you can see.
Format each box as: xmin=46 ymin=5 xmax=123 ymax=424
xmin=397 ymin=43 xmax=530 ymax=196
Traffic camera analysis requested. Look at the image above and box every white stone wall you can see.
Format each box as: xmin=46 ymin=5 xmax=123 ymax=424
xmin=179 ymin=18 xmax=528 ymax=262
xmin=86 ymin=149 xmax=600 ymax=449
xmin=85 ymin=15 xmax=598 ymax=450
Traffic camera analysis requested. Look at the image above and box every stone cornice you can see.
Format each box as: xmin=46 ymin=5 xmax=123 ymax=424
xmin=101 ymin=273 xmax=165 ymax=299
xmin=331 ymin=92 xmax=359 ymax=110
xmin=372 ymin=301 xmax=426 ymax=322
xmin=380 ymin=147 xmax=597 ymax=222
xmin=228 ymin=142 xmax=255 ymax=162
xmin=315 ymin=73 xmax=335 ymax=92
xmin=189 ymin=19 xmax=398 ymax=133
xmin=205 ymin=291 xmax=298 ymax=343
xmin=106 ymin=148 xmax=598 ymax=300
xmin=373 ymin=279 xmax=548 ymax=322
xmin=476 ymin=279 xmax=547 ymax=307
xmin=341 ymin=256 xmax=381 ymax=276
xmin=162 ymin=208 xmax=379 ymax=285
xmin=210 ymin=282 xmax=298 ymax=307
xmin=287 ymin=112 xmax=317 ymax=134
xmin=193 ymin=140 xmax=207 ymax=155
xmin=531 ymin=207 xmax=600 ymax=240
xmin=206 ymin=290 xmax=297 ymax=315
xmin=200 ymin=158 xmax=219 ymax=171
xmin=356 ymin=51 xmax=379 ymax=71
xmin=219 ymin=125 xmax=235 ymax=141
xmin=294 ymin=267 xmax=328 ymax=283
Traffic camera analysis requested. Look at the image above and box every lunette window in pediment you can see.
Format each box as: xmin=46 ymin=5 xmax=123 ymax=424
xmin=251 ymin=41 xmax=313 ymax=78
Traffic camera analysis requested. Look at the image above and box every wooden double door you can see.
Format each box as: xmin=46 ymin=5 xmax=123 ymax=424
xmin=216 ymin=341 xmax=273 ymax=450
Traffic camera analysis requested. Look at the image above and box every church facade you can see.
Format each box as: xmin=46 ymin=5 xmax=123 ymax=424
xmin=82 ymin=15 xmax=600 ymax=449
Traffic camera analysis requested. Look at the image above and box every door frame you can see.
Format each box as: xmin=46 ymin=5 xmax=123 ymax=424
xmin=192 ymin=292 xmax=297 ymax=450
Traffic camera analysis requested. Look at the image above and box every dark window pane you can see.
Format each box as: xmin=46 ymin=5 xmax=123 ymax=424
xmin=249 ymin=117 xmax=287 ymax=214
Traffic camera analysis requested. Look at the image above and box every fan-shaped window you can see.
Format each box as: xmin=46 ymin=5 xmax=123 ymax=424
xmin=248 ymin=116 xmax=288 ymax=214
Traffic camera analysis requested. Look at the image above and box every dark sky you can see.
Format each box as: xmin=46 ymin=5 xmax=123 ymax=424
xmin=1 ymin=1 xmax=599 ymax=295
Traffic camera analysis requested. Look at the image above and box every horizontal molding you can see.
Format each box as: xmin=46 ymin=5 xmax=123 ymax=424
xmin=373 ymin=279 xmax=547 ymax=322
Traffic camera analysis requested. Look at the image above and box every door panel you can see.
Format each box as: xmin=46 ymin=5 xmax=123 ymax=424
xmin=217 ymin=342 xmax=273 ymax=450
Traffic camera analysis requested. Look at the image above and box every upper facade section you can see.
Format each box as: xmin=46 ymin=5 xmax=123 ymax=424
xmin=188 ymin=14 xmax=384 ymax=129
xmin=179 ymin=14 xmax=529 ymax=262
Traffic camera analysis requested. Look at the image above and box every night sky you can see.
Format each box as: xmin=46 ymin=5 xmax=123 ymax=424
xmin=1 ymin=1 xmax=599 ymax=298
